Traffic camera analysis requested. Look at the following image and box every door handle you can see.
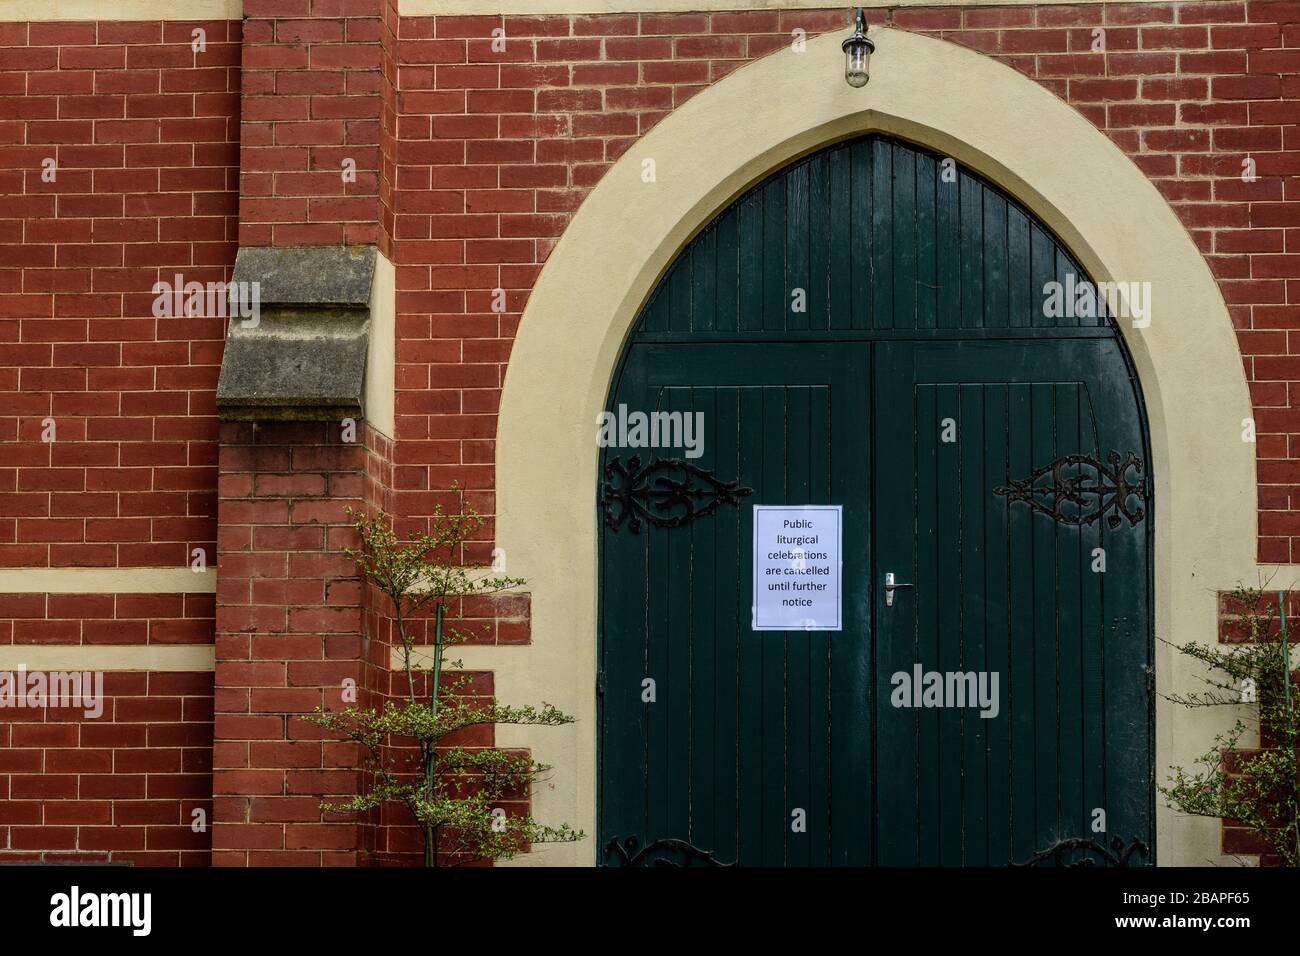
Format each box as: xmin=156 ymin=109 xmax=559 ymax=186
xmin=883 ymin=572 xmax=913 ymax=608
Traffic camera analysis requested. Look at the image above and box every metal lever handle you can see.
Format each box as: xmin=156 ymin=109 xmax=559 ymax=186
xmin=884 ymin=571 xmax=913 ymax=608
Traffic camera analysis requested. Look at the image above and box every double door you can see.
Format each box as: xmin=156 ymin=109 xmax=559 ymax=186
xmin=598 ymin=337 xmax=1152 ymax=866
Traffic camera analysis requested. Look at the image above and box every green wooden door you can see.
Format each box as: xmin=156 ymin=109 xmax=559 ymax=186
xmin=873 ymin=340 xmax=1151 ymax=866
xmin=597 ymin=135 xmax=1153 ymax=867
xmin=600 ymin=344 xmax=873 ymax=866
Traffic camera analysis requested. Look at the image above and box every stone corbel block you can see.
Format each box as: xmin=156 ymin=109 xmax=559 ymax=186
xmin=216 ymin=245 xmax=377 ymax=422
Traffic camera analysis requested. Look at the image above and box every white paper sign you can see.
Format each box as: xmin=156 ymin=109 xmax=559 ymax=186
xmin=751 ymin=505 xmax=843 ymax=631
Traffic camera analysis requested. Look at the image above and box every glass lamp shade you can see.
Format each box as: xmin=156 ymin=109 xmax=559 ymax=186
xmin=842 ymin=9 xmax=875 ymax=89
xmin=844 ymin=42 xmax=872 ymax=87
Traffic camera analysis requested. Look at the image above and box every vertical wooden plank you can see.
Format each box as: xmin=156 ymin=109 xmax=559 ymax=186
xmin=850 ymin=138 xmax=871 ymax=330
xmin=785 ymin=386 xmax=812 ymax=866
xmin=1069 ymin=253 xmax=1104 ymax=329
xmin=761 ymin=385 xmax=788 ymax=864
xmin=1079 ymin=386 xmax=1107 ymax=859
xmin=871 ymin=138 xmax=894 ymax=330
xmin=829 ymin=143 xmax=852 ymax=332
xmin=1030 ymin=223 xmax=1057 ymax=330
xmin=983 ymin=384 xmax=1012 ymax=864
xmin=712 ymin=386 xmax=740 ymax=863
xmin=1007 ymin=207 xmax=1032 ymax=330
xmin=714 ymin=209 xmax=739 ymax=333
xmin=739 ymin=192 xmax=764 ymax=334
xmin=936 ymin=382 xmax=963 ymax=864
xmin=832 ymin=344 xmax=872 ymax=865
xmin=983 ymin=191 xmax=1008 ymax=330
xmin=891 ymin=142 xmax=917 ymax=331
xmin=598 ymin=355 xmax=651 ymax=860
xmin=808 ymin=151 xmax=831 ymax=332
xmin=639 ymin=286 xmax=668 ymax=335
xmin=1056 ymin=383 xmax=1085 ymax=847
xmin=807 ymin=386 xmax=832 ymax=865
xmin=763 ymin=178 xmax=787 ymax=333
xmin=1003 ymin=208 xmax=1034 ymax=330
xmin=737 ymin=385 xmax=764 ymax=863
xmin=692 ymin=225 xmax=717 ymax=334
xmin=912 ymin=380 xmax=938 ymax=864
xmin=1052 ymin=245 xmax=1081 ymax=331
xmin=689 ymin=387 xmax=718 ymax=854
xmin=787 ymin=160 xmax=811 ymax=333
xmin=663 ymin=387 xmax=692 ymax=847
xmin=676 ymin=257 xmax=696 ymax=340
xmin=936 ymin=158 xmax=961 ymax=330
xmin=959 ymin=173 xmax=985 ymax=330
xmin=644 ymin=393 xmax=671 ymax=846
xmin=960 ymin=383 xmax=989 ymax=864
xmin=1007 ymin=382 xmax=1036 ymax=861
xmin=915 ymin=151 xmax=938 ymax=331
xmin=1031 ymin=381 xmax=1059 ymax=857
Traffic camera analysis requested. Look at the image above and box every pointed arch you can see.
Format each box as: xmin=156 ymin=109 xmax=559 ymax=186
xmin=490 ymin=28 xmax=1254 ymax=866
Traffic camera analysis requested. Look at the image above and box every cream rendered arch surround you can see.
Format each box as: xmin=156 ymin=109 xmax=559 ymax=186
xmin=486 ymin=27 xmax=1267 ymax=867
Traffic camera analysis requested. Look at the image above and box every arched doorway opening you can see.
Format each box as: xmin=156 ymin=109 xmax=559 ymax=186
xmin=597 ymin=135 xmax=1153 ymax=866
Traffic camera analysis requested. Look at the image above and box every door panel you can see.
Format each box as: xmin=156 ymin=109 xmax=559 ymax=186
xmin=634 ymin=137 xmax=1104 ymax=340
xmin=599 ymin=344 xmax=871 ymax=866
xmin=873 ymin=340 xmax=1151 ymax=866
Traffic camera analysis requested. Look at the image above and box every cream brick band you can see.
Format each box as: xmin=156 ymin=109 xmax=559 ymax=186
xmin=0 ymin=568 xmax=216 ymax=594
xmin=0 ymin=644 xmax=214 ymax=672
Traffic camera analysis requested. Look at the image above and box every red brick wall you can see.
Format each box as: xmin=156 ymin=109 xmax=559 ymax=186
xmin=239 ymin=0 xmax=393 ymax=249
xmin=0 ymin=593 xmax=215 ymax=864
xmin=387 ymin=2 xmax=1300 ymax=562
xmin=0 ymin=670 xmax=213 ymax=866
xmin=0 ymin=591 xmax=213 ymax=645
xmin=212 ymin=420 xmax=367 ymax=866
xmin=0 ymin=19 xmax=240 ymax=570
xmin=0 ymin=17 xmax=237 ymax=866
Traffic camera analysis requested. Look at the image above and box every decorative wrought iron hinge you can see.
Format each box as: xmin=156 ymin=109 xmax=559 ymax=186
xmin=1011 ymin=835 xmax=1149 ymax=867
xmin=600 ymin=455 xmax=753 ymax=533
xmin=604 ymin=835 xmax=734 ymax=867
xmin=995 ymin=450 xmax=1147 ymax=529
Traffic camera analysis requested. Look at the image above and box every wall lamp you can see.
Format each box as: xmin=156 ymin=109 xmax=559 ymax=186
xmin=843 ymin=7 xmax=876 ymax=88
